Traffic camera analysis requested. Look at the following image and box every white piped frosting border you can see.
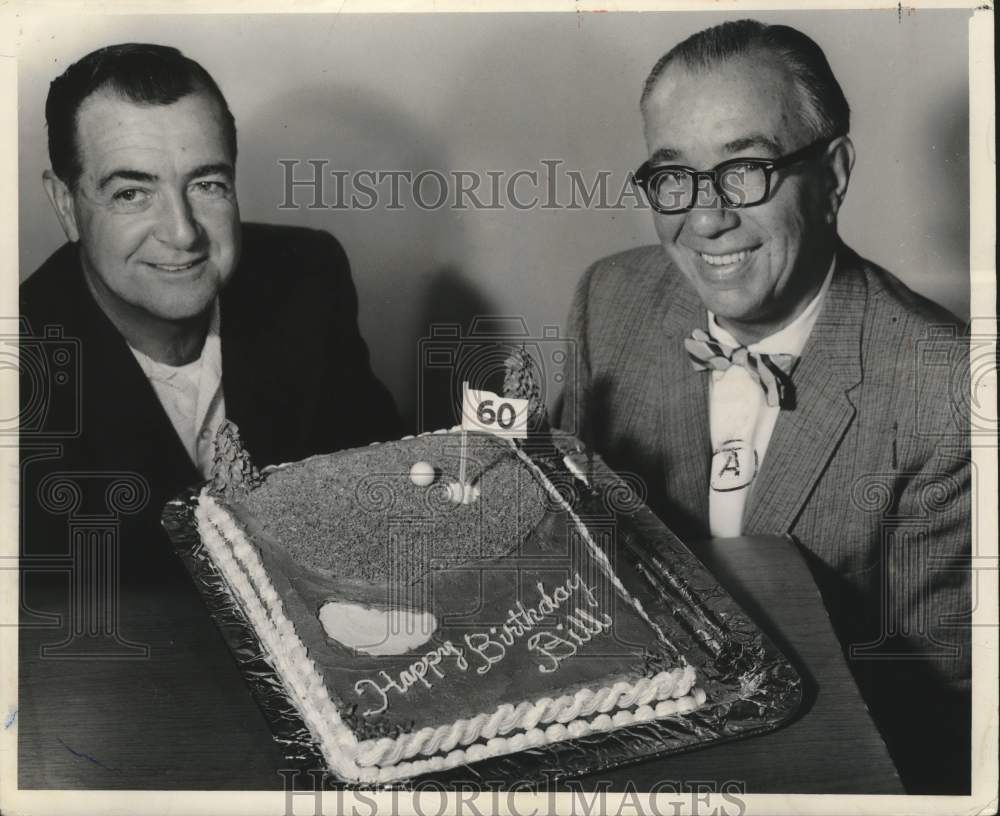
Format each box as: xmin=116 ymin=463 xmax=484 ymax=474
xmin=195 ymin=430 xmax=707 ymax=783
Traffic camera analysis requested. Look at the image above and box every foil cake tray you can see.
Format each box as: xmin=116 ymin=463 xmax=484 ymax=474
xmin=162 ymin=435 xmax=803 ymax=789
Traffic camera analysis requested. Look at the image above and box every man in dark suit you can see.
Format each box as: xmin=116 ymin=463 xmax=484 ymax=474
xmin=17 ymin=46 xmax=401 ymax=784
xmin=558 ymin=21 xmax=970 ymax=793
xmin=20 ymin=43 xmax=401 ymax=579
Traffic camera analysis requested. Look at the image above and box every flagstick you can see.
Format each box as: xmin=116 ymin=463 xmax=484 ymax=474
xmin=459 ymin=429 xmax=469 ymax=486
xmin=459 ymin=381 xmax=469 ymax=490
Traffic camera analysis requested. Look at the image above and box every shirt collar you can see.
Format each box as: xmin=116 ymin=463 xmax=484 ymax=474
xmin=129 ymin=299 xmax=221 ymax=382
xmin=200 ymin=297 xmax=222 ymax=383
xmin=707 ymin=254 xmax=836 ymax=356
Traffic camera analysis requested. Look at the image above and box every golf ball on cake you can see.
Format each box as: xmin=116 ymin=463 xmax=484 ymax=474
xmin=409 ymin=461 xmax=435 ymax=487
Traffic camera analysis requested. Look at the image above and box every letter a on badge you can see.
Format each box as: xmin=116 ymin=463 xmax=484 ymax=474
xmin=710 ymin=439 xmax=757 ymax=492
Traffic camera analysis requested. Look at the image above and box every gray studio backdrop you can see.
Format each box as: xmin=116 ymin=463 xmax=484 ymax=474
xmin=17 ymin=10 xmax=972 ymax=428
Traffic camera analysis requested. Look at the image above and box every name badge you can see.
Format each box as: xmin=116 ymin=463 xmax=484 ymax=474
xmin=710 ymin=439 xmax=758 ymax=492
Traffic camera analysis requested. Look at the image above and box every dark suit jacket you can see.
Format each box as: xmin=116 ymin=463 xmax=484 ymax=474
xmin=558 ymin=241 xmax=971 ymax=793
xmin=20 ymin=222 xmax=402 ymax=580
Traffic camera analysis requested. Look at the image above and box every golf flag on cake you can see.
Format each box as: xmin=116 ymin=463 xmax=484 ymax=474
xmin=461 ymin=383 xmax=529 ymax=440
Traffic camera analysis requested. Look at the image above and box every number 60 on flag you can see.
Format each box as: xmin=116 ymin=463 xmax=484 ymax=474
xmin=461 ymin=384 xmax=529 ymax=440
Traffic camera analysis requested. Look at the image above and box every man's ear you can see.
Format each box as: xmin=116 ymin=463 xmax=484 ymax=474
xmin=42 ymin=170 xmax=80 ymax=243
xmin=824 ymin=135 xmax=855 ymax=222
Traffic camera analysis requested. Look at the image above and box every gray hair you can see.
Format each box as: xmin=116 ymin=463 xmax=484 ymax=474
xmin=640 ymin=19 xmax=850 ymax=142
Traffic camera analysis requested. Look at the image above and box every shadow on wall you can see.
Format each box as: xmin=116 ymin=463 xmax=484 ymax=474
xmin=414 ymin=266 xmax=499 ymax=433
xmin=237 ymin=83 xmax=499 ymax=428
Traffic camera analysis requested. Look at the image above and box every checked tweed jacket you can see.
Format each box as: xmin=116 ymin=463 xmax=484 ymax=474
xmin=558 ymin=241 xmax=971 ymax=791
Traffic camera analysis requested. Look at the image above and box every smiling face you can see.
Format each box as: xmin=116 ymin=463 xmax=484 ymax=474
xmin=642 ymin=52 xmax=848 ymax=343
xmin=47 ymin=88 xmax=241 ymax=336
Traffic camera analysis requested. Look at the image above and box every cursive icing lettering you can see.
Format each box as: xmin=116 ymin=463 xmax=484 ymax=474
xmin=354 ymin=640 xmax=467 ymax=716
xmin=464 ymin=632 xmax=506 ymax=675
xmin=527 ymin=631 xmax=578 ymax=673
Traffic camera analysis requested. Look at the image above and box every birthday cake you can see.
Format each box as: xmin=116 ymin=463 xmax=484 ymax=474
xmin=193 ymin=359 xmax=707 ymax=784
xmin=193 ymin=427 xmax=708 ymax=784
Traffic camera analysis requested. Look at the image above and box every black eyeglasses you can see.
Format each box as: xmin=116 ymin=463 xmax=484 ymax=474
xmin=632 ymin=136 xmax=839 ymax=214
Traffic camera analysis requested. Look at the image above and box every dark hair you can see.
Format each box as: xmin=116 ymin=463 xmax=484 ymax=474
xmin=640 ymin=20 xmax=850 ymax=142
xmin=45 ymin=43 xmax=238 ymax=187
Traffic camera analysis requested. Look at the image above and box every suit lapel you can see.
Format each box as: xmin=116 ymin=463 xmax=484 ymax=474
xmin=742 ymin=252 xmax=866 ymax=533
xmin=75 ymin=273 xmax=199 ymax=490
xmin=657 ymin=276 xmax=712 ymax=534
xmin=218 ymin=299 xmax=271 ymax=459
xmin=219 ymin=263 xmax=291 ymax=468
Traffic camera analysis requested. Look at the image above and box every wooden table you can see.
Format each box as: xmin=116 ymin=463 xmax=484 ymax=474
xmin=15 ymin=534 xmax=902 ymax=793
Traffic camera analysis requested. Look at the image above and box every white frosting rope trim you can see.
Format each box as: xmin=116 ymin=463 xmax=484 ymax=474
xmin=354 ymin=666 xmax=700 ymax=768
xmin=195 ymin=496 xmax=369 ymax=782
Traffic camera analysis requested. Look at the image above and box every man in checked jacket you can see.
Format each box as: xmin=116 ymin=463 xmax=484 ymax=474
xmin=558 ymin=20 xmax=971 ymax=794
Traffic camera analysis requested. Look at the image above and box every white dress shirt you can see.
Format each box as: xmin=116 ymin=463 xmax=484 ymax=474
xmin=129 ymin=300 xmax=226 ymax=478
xmin=706 ymin=259 xmax=835 ymax=537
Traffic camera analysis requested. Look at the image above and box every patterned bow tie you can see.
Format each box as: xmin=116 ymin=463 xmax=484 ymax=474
xmin=684 ymin=328 xmax=797 ymax=408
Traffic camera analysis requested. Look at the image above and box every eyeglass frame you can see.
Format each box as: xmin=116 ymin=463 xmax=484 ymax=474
xmin=631 ymin=135 xmax=843 ymax=215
